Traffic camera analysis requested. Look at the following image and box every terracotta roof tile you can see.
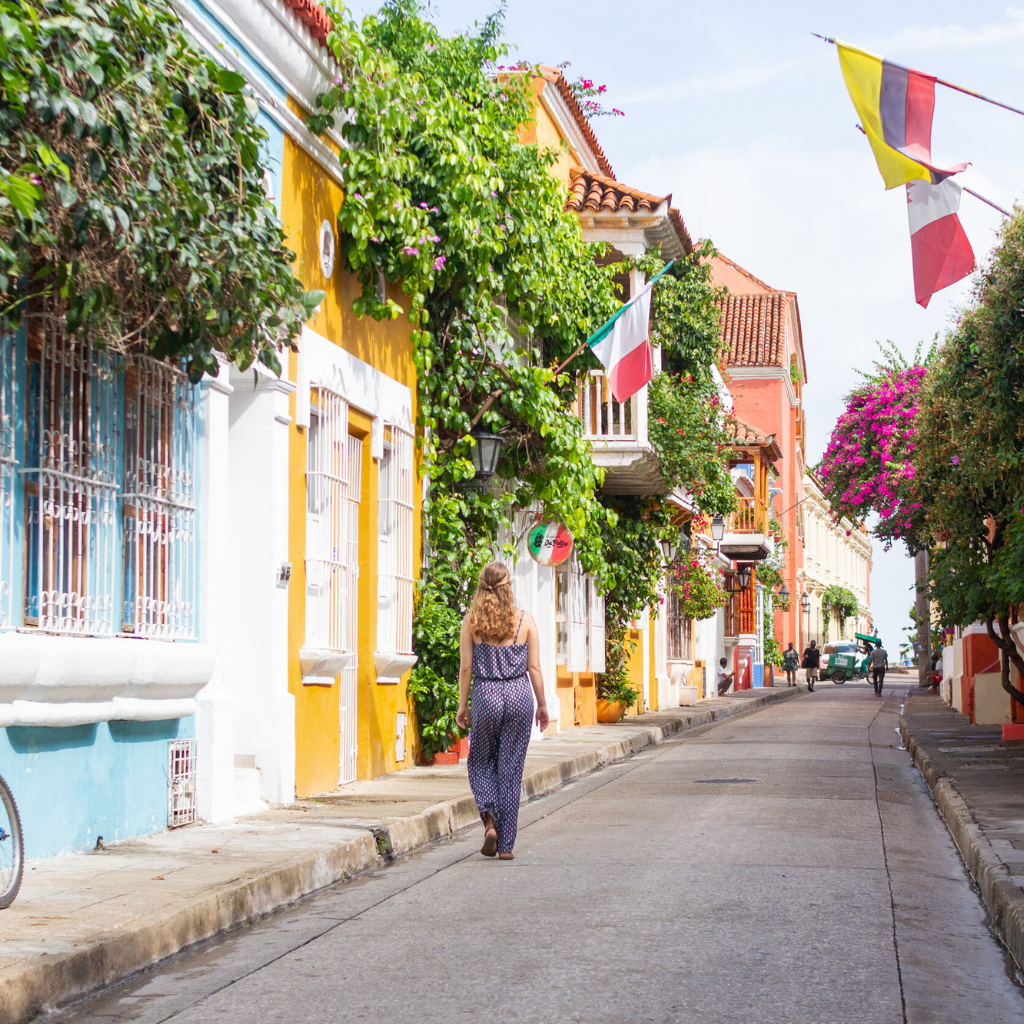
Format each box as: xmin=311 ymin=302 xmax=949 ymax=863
xmin=566 ymin=171 xmax=693 ymax=256
xmin=538 ymin=67 xmax=614 ymax=178
xmin=726 ymin=417 xmax=783 ymax=463
xmin=283 ymin=0 xmax=332 ymax=46
xmin=566 ymin=171 xmax=665 ymax=214
xmin=719 ymin=292 xmax=788 ymax=368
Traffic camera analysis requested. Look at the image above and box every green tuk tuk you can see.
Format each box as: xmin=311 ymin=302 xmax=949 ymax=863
xmin=822 ymin=632 xmax=880 ymax=683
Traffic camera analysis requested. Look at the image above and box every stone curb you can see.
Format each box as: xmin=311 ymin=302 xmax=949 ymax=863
xmin=4 ymin=686 xmax=801 ymax=1024
xmin=899 ymin=716 xmax=1024 ymax=970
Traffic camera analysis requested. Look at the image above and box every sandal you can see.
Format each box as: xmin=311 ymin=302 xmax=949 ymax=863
xmin=481 ymin=827 xmax=497 ymax=858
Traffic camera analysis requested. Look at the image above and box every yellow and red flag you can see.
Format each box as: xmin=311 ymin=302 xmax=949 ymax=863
xmin=837 ymin=41 xmax=967 ymax=189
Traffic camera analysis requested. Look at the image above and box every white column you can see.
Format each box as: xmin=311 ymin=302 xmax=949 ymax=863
xmin=225 ymin=367 xmax=296 ymax=806
xmin=196 ymin=365 xmax=235 ymax=824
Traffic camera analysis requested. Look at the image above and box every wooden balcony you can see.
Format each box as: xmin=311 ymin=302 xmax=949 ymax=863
xmin=720 ymin=495 xmax=774 ymax=561
xmin=576 ymin=370 xmax=664 ymax=494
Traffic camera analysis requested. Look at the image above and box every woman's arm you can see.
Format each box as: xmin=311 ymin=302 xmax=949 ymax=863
xmin=455 ymin=618 xmax=474 ymax=730
xmin=525 ymin=614 xmax=549 ymax=731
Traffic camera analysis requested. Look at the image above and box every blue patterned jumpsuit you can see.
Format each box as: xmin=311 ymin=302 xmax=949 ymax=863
xmin=467 ymin=613 xmax=536 ymax=854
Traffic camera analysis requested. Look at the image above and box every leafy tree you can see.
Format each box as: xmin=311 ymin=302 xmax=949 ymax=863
xmin=915 ymin=207 xmax=1024 ymax=704
xmin=0 ymin=0 xmax=321 ymax=378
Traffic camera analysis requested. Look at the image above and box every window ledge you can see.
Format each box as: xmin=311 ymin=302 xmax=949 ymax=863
xmin=374 ymin=652 xmax=417 ymax=684
xmin=299 ymin=647 xmax=355 ymax=686
xmin=0 ymin=633 xmax=214 ymax=723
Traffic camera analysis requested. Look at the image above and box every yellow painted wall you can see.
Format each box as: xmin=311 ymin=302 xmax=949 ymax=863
xmin=623 ymin=626 xmax=645 ymax=717
xmin=521 ymin=78 xmax=579 ymax=190
xmin=280 ymin=101 xmax=422 ymax=797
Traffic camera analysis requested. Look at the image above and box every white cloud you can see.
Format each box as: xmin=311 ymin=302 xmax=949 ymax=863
xmin=882 ymin=5 xmax=1024 ymax=52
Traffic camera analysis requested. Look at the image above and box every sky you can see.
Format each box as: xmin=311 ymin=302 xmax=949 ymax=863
xmin=352 ymin=0 xmax=1024 ymax=656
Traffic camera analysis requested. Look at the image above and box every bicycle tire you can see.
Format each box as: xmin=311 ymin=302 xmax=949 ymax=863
xmin=0 ymin=773 xmax=24 ymax=908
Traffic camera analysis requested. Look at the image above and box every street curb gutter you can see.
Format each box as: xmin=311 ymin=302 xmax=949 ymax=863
xmin=899 ymin=718 xmax=1024 ymax=970
xmin=7 ymin=686 xmax=800 ymax=1024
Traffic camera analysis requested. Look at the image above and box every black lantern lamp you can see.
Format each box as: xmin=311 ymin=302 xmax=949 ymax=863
xmin=737 ymin=564 xmax=752 ymax=590
xmin=800 ymin=591 xmax=811 ymax=614
xmin=777 ymin=582 xmax=791 ymax=610
xmin=658 ymin=535 xmax=677 ymax=564
xmin=468 ymin=422 xmax=503 ymax=488
xmin=710 ymin=514 xmax=725 ymax=542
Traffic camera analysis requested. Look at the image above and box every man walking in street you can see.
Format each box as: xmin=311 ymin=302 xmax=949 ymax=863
xmin=870 ymin=641 xmax=889 ymax=696
xmin=802 ymin=639 xmax=820 ymax=692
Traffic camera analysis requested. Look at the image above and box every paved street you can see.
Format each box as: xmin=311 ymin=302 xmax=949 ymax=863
xmin=54 ymin=684 xmax=1024 ymax=1024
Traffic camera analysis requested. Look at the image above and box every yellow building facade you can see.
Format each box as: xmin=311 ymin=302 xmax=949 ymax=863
xmin=279 ymin=111 xmax=423 ymax=797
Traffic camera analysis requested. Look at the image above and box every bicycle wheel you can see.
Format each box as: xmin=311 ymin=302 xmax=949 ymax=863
xmin=0 ymin=774 xmax=24 ymax=908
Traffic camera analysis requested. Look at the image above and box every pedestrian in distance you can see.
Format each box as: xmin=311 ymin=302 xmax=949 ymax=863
xmin=456 ymin=562 xmax=549 ymax=861
xmin=783 ymin=642 xmax=800 ymax=686
xmin=801 ymin=639 xmax=820 ymax=692
xmin=869 ymin=640 xmax=889 ymax=696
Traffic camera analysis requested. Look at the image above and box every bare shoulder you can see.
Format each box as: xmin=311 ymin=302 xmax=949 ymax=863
xmin=521 ymin=610 xmax=538 ymax=636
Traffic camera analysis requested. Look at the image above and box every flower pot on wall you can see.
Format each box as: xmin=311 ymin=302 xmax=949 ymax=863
xmin=429 ymin=749 xmax=460 ymax=765
xmin=596 ymin=699 xmax=625 ymax=723
xmin=456 ymin=737 xmax=470 ymax=759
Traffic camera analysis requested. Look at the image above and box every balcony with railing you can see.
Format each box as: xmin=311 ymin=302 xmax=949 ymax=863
xmin=576 ymin=370 xmax=664 ymax=495
xmin=719 ymin=494 xmax=774 ymax=561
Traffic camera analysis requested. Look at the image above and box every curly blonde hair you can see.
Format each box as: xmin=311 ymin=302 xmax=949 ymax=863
xmin=467 ymin=562 xmax=517 ymax=643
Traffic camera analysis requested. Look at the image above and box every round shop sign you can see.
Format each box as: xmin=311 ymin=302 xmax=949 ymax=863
xmin=528 ymin=521 xmax=574 ymax=566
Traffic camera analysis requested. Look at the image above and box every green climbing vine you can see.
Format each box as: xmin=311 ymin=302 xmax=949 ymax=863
xmin=821 ymin=585 xmax=858 ymax=641
xmin=0 ymin=0 xmax=323 ymax=379
xmin=310 ymin=2 xmax=737 ymax=750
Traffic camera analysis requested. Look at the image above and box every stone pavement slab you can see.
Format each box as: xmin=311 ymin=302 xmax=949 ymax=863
xmin=0 ymin=686 xmax=801 ymax=1024
xmin=900 ymin=689 xmax=1024 ymax=972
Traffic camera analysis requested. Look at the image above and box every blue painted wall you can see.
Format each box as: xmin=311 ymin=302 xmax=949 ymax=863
xmin=0 ymin=717 xmax=194 ymax=860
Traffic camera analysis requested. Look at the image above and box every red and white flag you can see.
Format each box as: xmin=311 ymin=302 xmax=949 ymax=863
xmin=906 ymin=178 xmax=975 ymax=307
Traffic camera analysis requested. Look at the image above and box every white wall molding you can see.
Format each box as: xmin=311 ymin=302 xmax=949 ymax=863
xmin=0 ymin=633 xmax=213 ymax=722
xmin=297 ymin=326 xmax=414 ymax=460
xmin=539 ymin=83 xmax=602 ymax=175
xmin=175 ymin=0 xmax=348 ymax=189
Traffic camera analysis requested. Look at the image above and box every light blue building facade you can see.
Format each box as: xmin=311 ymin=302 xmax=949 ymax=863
xmin=0 ymin=318 xmax=212 ymax=860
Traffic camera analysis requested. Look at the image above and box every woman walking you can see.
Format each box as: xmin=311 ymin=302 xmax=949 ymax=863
xmin=456 ymin=562 xmax=548 ymax=860
xmin=783 ymin=642 xmax=799 ymax=686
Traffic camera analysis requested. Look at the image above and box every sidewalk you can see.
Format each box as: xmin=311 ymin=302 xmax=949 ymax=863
xmin=0 ymin=685 xmax=802 ymax=1024
xmin=900 ymin=690 xmax=1024 ymax=971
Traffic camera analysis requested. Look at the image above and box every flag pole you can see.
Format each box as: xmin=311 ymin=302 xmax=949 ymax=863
xmin=851 ymin=124 xmax=1012 ymax=216
xmin=813 ymin=33 xmax=1024 ymax=118
xmin=963 ymin=187 xmax=1012 ymax=218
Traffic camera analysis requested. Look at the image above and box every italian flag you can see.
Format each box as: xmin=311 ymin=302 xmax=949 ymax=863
xmin=586 ymin=262 xmax=673 ymax=403
xmin=906 ymin=178 xmax=975 ymax=307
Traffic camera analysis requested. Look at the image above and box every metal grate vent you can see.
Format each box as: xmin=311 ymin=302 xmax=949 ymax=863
xmin=168 ymin=739 xmax=197 ymax=828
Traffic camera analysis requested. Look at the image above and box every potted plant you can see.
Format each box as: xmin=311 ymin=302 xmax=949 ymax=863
xmin=596 ymin=675 xmax=640 ymax=723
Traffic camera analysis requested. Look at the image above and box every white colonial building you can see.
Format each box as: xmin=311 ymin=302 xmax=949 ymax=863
xmin=800 ymin=470 xmax=873 ymax=645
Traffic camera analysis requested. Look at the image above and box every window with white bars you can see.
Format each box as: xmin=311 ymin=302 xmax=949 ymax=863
xmin=0 ymin=314 xmax=198 ymax=640
xmin=121 ymin=358 xmax=197 ymax=638
xmin=377 ymin=424 xmax=414 ymax=657
xmin=0 ymin=325 xmax=15 ymax=629
xmin=666 ymin=588 xmax=692 ymax=662
xmin=305 ymin=388 xmax=361 ymax=655
xmin=23 ymin=322 xmax=119 ymax=634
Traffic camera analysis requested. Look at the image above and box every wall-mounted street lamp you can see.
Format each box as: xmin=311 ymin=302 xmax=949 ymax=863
xmin=800 ymin=591 xmax=811 ymax=614
xmin=467 ymin=422 xmax=504 ymax=489
xmin=737 ymin=564 xmax=752 ymax=590
xmin=710 ymin=514 xmax=725 ymax=542
xmin=777 ymin=582 xmax=791 ymax=610
xmin=658 ymin=535 xmax=677 ymax=564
